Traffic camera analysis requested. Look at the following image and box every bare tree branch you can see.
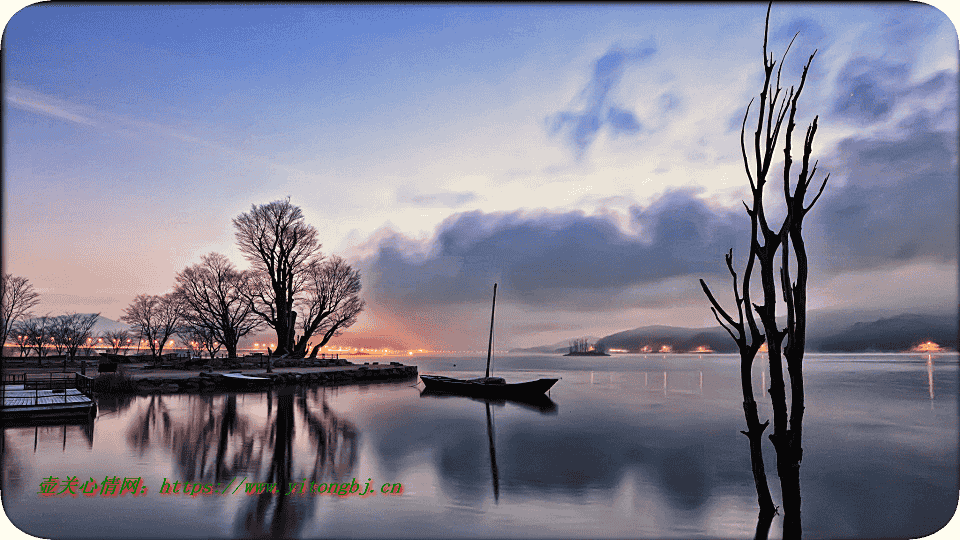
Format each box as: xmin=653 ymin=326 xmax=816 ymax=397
xmin=1 ymin=274 xmax=40 ymax=351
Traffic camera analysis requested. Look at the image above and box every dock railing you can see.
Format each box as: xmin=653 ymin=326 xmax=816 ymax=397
xmin=1 ymin=372 xmax=96 ymax=405
xmin=75 ymin=374 xmax=95 ymax=398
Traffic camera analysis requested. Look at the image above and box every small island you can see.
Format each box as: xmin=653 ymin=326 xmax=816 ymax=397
xmin=564 ymin=338 xmax=610 ymax=356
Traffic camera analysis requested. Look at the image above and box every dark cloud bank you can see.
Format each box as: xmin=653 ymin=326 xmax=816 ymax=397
xmin=359 ymin=45 xmax=957 ymax=349
xmin=363 ymin=188 xmax=745 ymax=312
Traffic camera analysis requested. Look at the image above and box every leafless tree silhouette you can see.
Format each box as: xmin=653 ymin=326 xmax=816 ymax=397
xmin=50 ymin=312 xmax=99 ymax=359
xmin=121 ymin=293 xmax=186 ymax=361
xmin=234 ymin=198 xmax=323 ymax=356
xmin=297 ymin=256 xmax=364 ymax=356
xmin=234 ymin=199 xmax=364 ymax=357
xmin=700 ymin=3 xmax=828 ymax=538
xmin=21 ymin=314 xmax=52 ymax=362
xmin=103 ymin=329 xmax=131 ymax=355
xmin=1 ymin=273 xmax=40 ymax=352
xmin=174 ymin=252 xmax=263 ymax=359
xmin=11 ymin=321 xmax=32 ymax=357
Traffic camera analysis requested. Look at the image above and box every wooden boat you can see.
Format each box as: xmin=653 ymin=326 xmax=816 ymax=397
xmin=420 ymin=283 xmax=558 ymax=399
xmin=200 ymin=372 xmax=272 ymax=389
xmin=420 ymin=375 xmax=557 ymax=400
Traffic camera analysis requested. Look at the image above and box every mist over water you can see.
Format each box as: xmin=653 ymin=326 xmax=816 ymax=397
xmin=3 ymin=353 xmax=957 ymax=538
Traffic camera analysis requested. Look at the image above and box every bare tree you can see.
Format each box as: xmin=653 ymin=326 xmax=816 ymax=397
xmin=21 ymin=314 xmax=52 ymax=363
xmin=59 ymin=313 xmax=100 ymax=358
xmin=700 ymin=248 xmax=773 ymax=522
xmin=234 ymin=198 xmax=322 ymax=356
xmin=0 ymin=274 xmax=41 ymax=354
xmin=296 ymin=256 xmax=364 ymax=356
xmin=178 ymin=326 xmax=202 ymax=357
xmin=700 ymin=4 xmax=827 ymax=537
xmin=121 ymin=294 xmax=186 ymax=360
xmin=103 ymin=329 xmax=131 ymax=355
xmin=568 ymin=338 xmax=590 ymax=354
xmin=174 ymin=252 xmax=263 ymax=359
xmin=49 ymin=316 xmax=70 ymax=356
xmin=11 ymin=321 xmax=31 ymax=357
xmin=178 ymin=324 xmax=221 ymax=359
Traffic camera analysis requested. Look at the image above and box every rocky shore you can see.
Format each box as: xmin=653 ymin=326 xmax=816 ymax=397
xmin=117 ymin=363 xmax=419 ymax=394
xmin=2 ymin=357 xmax=419 ymax=395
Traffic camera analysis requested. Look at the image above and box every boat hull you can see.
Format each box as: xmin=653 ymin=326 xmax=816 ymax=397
xmin=420 ymin=375 xmax=557 ymax=399
xmin=200 ymin=372 xmax=272 ymax=389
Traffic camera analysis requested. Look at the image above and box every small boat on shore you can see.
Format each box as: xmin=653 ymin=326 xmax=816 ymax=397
xmin=200 ymin=372 xmax=272 ymax=389
xmin=420 ymin=283 xmax=558 ymax=400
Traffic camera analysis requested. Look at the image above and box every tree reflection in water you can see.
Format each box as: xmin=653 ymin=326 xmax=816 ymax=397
xmin=122 ymin=386 xmax=359 ymax=538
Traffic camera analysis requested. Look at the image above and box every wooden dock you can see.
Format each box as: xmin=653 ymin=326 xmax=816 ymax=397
xmin=1 ymin=373 xmax=96 ymax=421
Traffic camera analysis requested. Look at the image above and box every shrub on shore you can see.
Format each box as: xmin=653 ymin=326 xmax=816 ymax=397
xmin=94 ymin=369 xmax=136 ymax=393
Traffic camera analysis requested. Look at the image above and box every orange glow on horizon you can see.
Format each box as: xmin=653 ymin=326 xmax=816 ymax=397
xmin=912 ymin=341 xmax=943 ymax=352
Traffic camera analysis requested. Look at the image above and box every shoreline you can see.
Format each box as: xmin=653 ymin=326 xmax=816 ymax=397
xmin=1 ymin=357 xmax=419 ymax=394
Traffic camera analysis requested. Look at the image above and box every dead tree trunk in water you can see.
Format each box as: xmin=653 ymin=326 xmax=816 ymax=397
xmin=702 ymin=4 xmax=828 ymax=537
xmin=700 ymin=247 xmax=775 ymax=520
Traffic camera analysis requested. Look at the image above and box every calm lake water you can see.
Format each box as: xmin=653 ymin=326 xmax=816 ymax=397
xmin=2 ymin=353 xmax=957 ymax=539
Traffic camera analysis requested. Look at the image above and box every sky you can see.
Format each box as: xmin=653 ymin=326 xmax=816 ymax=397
xmin=3 ymin=2 xmax=958 ymax=351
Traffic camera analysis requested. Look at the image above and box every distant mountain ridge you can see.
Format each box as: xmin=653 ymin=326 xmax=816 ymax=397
xmin=515 ymin=311 xmax=957 ymax=354
xmin=597 ymin=325 xmax=736 ymax=353
xmin=815 ymin=313 xmax=957 ymax=352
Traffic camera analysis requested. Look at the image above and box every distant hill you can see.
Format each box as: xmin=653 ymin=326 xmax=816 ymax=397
xmin=517 ymin=311 xmax=957 ymax=354
xmin=90 ymin=315 xmax=131 ymax=334
xmin=813 ymin=313 xmax=957 ymax=352
xmin=596 ymin=325 xmax=737 ymax=353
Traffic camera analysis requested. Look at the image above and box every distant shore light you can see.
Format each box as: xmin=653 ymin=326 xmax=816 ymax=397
xmin=912 ymin=341 xmax=943 ymax=352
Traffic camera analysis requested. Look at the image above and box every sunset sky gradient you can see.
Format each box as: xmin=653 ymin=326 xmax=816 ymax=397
xmin=3 ymin=3 xmax=958 ymax=350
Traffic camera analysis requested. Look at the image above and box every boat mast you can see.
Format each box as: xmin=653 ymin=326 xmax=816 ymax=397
xmin=485 ymin=283 xmax=497 ymax=378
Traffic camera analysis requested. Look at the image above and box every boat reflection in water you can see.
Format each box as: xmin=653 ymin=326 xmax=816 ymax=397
xmin=419 ymin=387 xmax=558 ymax=415
xmin=419 ymin=388 xmax=558 ymax=503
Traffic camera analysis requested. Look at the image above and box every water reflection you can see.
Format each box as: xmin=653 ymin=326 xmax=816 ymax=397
xmin=2 ymin=418 xmax=96 ymax=451
xmin=418 ymin=390 xmax=559 ymax=505
xmin=419 ymin=388 xmax=558 ymax=415
xmin=2 ymin=355 xmax=956 ymax=538
xmin=637 ymin=370 xmax=704 ymax=395
xmin=116 ymin=387 xmax=360 ymax=538
xmin=485 ymin=402 xmax=499 ymax=503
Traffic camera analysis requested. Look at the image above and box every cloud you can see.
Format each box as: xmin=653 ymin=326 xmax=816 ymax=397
xmin=5 ymin=82 xmax=299 ymax=173
xmin=548 ymin=42 xmax=657 ymax=160
xmin=773 ymin=17 xmax=830 ymax=54
xmin=5 ymin=85 xmax=99 ymax=127
xmin=606 ymin=106 xmax=642 ymax=136
xmin=363 ymin=188 xmax=746 ymax=314
xmin=807 ymin=109 xmax=958 ymax=271
xmin=395 ymin=187 xmax=479 ymax=208
xmin=831 ymin=57 xmax=909 ymax=125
